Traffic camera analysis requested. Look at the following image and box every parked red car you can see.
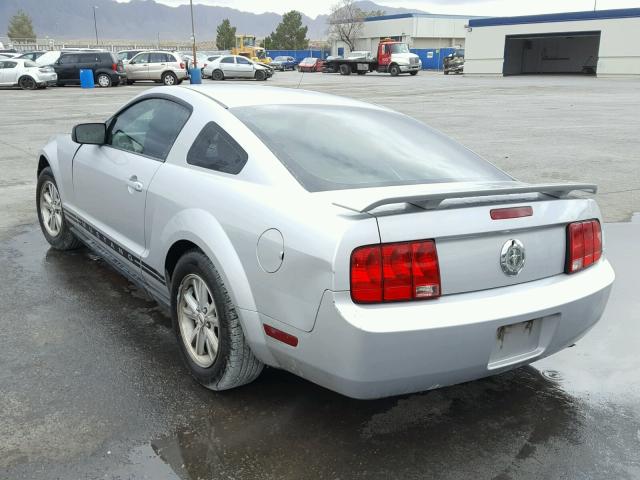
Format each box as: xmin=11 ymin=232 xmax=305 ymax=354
xmin=297 ymin=57 xmax=325 ymax=72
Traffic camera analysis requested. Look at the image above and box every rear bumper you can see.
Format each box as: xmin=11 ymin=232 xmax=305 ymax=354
xmin=258 ymin=259 xmax=614 ymax=399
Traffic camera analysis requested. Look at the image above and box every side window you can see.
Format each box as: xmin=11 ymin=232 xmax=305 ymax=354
xmin=236 ymin=56 xmax=250 ymax=65
xmin=220 ymin=56 xmax=234 ymax=64
xmin=149 ymin=53 xmax=165 ymax=63
xmin=59 ymin=54 xmax=79 ymax=65
xmin=80 ymin=53 xmax=97 ymax=63
xmin=187 ymin=122 xmax=248 ymax=174
xmin=133 ymin=53 xmax=149 ymax=63
xmin=0 ymin=62 xmax=6 ymax=69
xmin=4 ymin=61 xmax=17 ymax=69
xmin=107 ymin=98 xmax=191 ymax=161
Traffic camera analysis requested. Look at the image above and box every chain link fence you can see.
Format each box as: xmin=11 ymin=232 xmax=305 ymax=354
xmin=0 ymin=37 xmax=205 ymax=53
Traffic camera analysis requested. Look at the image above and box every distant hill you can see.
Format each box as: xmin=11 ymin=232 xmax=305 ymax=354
xmin=0 ymin=0 xmax=428 ymax=42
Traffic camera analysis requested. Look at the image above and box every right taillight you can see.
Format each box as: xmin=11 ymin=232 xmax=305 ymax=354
xmin=351 ymin=240 xmax=440 ymax=304
xmin=566 ymin=219 xmax=602 ymax=274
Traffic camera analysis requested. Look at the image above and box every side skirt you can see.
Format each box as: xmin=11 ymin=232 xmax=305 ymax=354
xmin=65 ymin=211 xmax=171 ymax=310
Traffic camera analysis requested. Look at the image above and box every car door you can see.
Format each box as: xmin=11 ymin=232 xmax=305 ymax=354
xmin=235 ymin=56 xmax=254 ymax=77
xmin=126 ymin=52 xmax=149 ymax=80
xmin=56 ymin=53 xmax=80 ymax=82
xmin=218 ymin=56 xmax=236 ymax=77
xmin=147 ymin=52 xmax=167 ymax=80
xmin=70 ymin=97 xmax=191 ymax=277
xmin=0 ymin=61 xmax=12 ymax=84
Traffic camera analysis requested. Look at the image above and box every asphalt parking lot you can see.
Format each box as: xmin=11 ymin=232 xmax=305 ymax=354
xmin=1 ymin=72 xmax=639 ymax=479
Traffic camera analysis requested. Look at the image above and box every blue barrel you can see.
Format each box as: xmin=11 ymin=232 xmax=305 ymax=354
xmin=189 ymin=68 xmax=202 ymax=84
xmin=79 ymin=69 xmax=94 ymax=89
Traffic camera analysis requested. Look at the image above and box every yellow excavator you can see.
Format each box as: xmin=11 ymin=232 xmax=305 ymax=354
xmin=231 ymin=34 xmax=272 ymax=64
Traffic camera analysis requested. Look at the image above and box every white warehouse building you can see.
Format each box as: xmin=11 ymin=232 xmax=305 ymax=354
xmin=331 ymin=13 xmax=478 ymax=55
xmin=464 ymin=8 xmax=640 ymax=76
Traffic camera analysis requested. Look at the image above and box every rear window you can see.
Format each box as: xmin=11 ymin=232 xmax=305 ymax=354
xmin=24 ymin=60 xmax=37 ymax=67
xmin=231 ymin=105 xmax=510 ymax=192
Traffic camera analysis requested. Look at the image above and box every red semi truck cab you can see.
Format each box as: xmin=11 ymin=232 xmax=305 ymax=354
xmin=326 ymin=39 xmax=422 ymax=76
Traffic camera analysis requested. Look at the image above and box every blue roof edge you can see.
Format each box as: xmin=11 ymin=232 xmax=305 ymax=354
xmin=468 ymin=8 xmax=640 ymax=27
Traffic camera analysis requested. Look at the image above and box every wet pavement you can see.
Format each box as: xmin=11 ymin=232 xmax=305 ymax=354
xmin=0 ymin=220 xmax=639 ymax=480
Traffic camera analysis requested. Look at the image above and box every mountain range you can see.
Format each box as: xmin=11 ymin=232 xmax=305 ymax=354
xmin=0 ymin=0 xmax=428 ymax=41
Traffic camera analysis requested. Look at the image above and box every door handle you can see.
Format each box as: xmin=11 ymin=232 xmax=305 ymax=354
xmin=127 ymin=175 xmax=143 ymax=193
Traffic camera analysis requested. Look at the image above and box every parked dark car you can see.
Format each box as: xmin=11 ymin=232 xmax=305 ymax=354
xmin=52 ymin=51 xmax=126 ymax=87
xmin=270 ymin=56 xmax=298 ymax=71
xmin=17 ymin=51 xmax=47 ymax=62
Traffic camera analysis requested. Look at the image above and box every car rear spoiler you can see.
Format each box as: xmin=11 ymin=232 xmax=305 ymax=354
xmin=332 ymin=183 xmax=598 ymax=213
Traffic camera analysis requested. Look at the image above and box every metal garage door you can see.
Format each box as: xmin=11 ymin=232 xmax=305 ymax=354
xmin=503 ymin=31 xmax=601 ymax=75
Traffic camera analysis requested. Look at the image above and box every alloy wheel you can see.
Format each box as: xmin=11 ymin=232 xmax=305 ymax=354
xmin=177 ymin=274 xmax=220 ymax=368
xmin=40 ymin=180 xmax=63 ymax=237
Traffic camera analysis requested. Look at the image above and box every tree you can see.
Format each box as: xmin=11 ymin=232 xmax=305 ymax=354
xmin=266 ymin=10 xmax=308 ymax=50
xmin=327 ymin=0 xmax=384 ymax=52
xmin=215 ymin=19 xmax=236 ymax=50
xmin=7 ymin=10 xmax=36 ymax=42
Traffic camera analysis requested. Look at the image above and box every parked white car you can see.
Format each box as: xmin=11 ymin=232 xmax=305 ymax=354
xmin=204 ymin=55 xmax=272 ymax=81
xmin=36 ymin=85 xmax=613 ymax=399
xmin=125 ymin=51 xmax=189 ymax=85
xmin=0 ymin=58 xmax=57 ymax=89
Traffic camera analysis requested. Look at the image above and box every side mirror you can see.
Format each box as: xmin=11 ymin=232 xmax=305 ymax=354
xmin=72 ymin=123 xmax=106 ymax=145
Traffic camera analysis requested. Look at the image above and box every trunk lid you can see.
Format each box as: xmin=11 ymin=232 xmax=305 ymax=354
xmin=331 ymin=181 xmax=599 ymax=295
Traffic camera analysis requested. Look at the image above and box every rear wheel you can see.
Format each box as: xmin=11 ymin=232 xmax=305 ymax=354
xmin=162 ymin=71 xmax=178 ymax=86
xmin=18 ymin=76 xmax=37 ymax=90
xmin=444 ymin=70 xmax=449 ymax=75
xmin=36 ymin=167 xmax=82 ymax=251
xmin=212 ymin=69 xmax=224 ymax=81
xmin=357 ymin=71 xmax=366 ymax=75
xmin=171 ymin=250 xmax=263 ymax=391
xmin=389 ymin=64 xmax=400 ymax=76
xmin=339 ymin=64 xmax=351 ymax=76
xmin=96 ymin=73 xmax=112 ymax=87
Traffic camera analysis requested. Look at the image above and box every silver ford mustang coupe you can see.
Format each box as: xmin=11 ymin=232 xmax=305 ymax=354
xmin=36 ymin=85 xmax=614 ymax=399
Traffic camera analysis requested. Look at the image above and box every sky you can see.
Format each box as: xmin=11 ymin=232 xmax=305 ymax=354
xmin=133 ymin=0 xmax=640 ymax=18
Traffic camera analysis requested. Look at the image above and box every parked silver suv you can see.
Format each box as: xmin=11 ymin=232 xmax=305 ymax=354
xmin=125 ymin=51 xmax=188 ymax=85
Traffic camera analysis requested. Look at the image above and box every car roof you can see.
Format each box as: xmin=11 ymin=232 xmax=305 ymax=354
xmin=176 ymin=84 xmax=386 ymax=110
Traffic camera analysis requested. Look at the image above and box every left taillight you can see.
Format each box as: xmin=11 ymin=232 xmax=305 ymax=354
xmin=351 ymin=240 xmax=440 ymax=304
xmin=566 ymin=219 xmax=602 ymax=274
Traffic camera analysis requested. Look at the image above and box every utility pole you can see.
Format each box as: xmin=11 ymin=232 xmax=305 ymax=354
xmin=189 ymin=0 xmax=197 ymax=68
xmin=93 ymin=6 xmax=99 ymax=46
xmin=593 ymin=0 xmax=597 ymax=10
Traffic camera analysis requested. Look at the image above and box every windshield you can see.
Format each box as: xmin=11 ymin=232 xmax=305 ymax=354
xmin=389 ymin=43 xmax=409 ymax=54
xmin=274 ymin=56 xmax=287 ymax=61
xmin=231 ymin=105 xmax=510 ymax=192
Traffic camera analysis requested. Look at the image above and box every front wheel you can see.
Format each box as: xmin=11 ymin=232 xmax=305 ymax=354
xmin=97 ymin=73 xmax=112 ymax=87
xmin=36 ymin=167 xmax=82 ymax=250
xmin=162 ymin=71 xmax=178 ymax=86
xmin=339 ymin=64 xmax=351 ymax=76
xmin=389 ymin=64 xmax=400 ymax=76
xmin=410 ymin=70 xmax=418 ymax=76
xmin=255 ymin=70 xmax=266 ymax=81
xmin=171 ymin=250 xmax=263 ymax=391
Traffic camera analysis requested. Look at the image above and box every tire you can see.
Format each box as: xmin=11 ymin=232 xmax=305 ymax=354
xmin=162 ymin=71 xmax=178 ymax=86
xmin=36 ymin=167 xmax=82 ymax=251
xmin=212 ymin=69 xmax=224 ymax=81
xmin=389 ymin=64 xmax=400 ymax=76
xmin=357 ymin=71 xmax=366 ymax=75
xmin=18 ymin=76 xmax=37 ymax=90
xmin=410 ymin=70 xmax=418 ymax=76
xmin=255 ymin=70 xmax=266 ymax=81
xmin=96 ymin=73 xmax=112 ymax=88
xmin=126 ymin=79 xmax=135 ymax=85
xmin=444 ymin=70 xmax=449 ymax=75
xmin=171 ymin=250 xmax=263 ymax=391
xmin=339 ymin=64 xmax=351 ymax=76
